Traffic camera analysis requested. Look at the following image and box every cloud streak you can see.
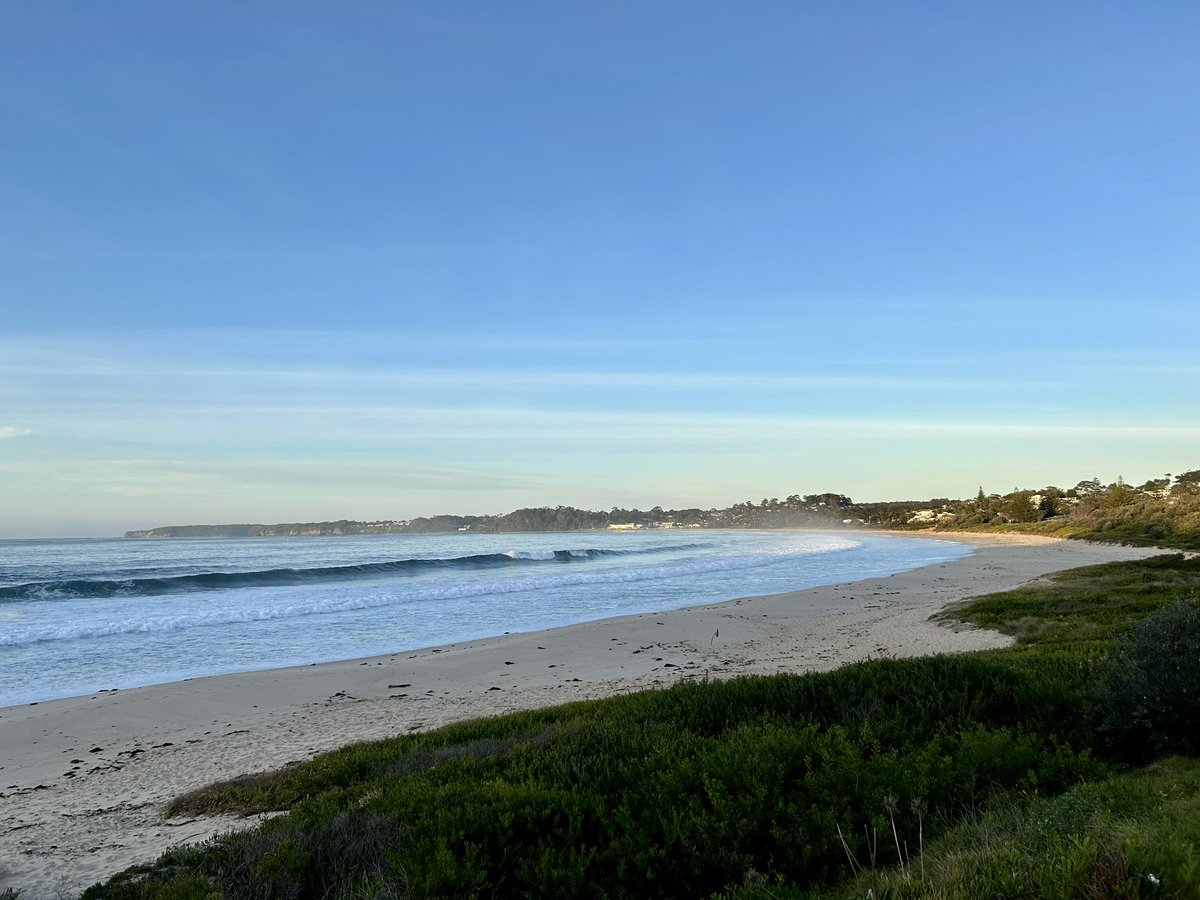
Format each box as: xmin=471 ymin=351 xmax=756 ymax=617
xmin=0 ymin=336 xmax=1046 ymax=394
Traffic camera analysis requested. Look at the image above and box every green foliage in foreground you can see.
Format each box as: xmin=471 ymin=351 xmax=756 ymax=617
xmin=726 ymin=756 xmax=1200 ymax=900
xmin=86 ymin=657 xmax=1102 ymax=899
xmin=1101 ymin=596 xmax=1200 ymax=763
xmin=84 ymin=556 xmax=1200 ymax=899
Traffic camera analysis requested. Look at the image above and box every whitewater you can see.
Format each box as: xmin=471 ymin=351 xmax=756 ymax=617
xmin=0 ymin=530 xmax=970 ymax=707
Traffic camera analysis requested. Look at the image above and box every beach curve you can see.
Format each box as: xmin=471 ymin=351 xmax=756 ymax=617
xmin=0 ymin=533 xmax=1169 ymax=898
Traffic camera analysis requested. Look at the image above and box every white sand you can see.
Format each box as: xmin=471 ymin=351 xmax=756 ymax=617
xmin=0 ymin=533 xmax=1168 ymax=898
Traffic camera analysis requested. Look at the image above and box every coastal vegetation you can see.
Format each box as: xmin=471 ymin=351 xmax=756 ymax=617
xmin=898 ymin=470 xmax=1200 ymax=552
xmin=124 ymin=468 xmax=1200 ymax=551
xmin=83 ymin=555 xmax=1200 ymax=898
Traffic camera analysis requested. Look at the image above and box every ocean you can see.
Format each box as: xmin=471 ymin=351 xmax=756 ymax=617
xmin=0 ymin=530 xmax=970 ymax=707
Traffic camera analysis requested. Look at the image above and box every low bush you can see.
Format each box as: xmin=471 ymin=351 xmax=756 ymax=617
xmin=84 ymin=656 xmax=1102 ymax=899
xmin=724 ymin=756 xmax=1200 ymax=900
xmin=1099 ymin=595 xmax=1200 ymax=763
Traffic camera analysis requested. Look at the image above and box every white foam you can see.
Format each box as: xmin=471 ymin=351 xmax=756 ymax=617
xmin=0 ymin=531 xmax=972 ymax=706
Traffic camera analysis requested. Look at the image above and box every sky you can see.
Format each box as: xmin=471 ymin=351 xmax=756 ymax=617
xmin=2 ymin=2 xmax=1198 ymax=537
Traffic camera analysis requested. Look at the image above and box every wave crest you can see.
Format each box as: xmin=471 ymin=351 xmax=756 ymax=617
xmin=0 ymin=543 xmax=716 ymax=602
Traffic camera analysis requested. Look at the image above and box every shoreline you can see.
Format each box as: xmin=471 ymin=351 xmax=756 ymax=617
xmin=0 ymin=533 xmax=1169 ymax=898
xmin=0 ymin=529 xmax=925 ymax=711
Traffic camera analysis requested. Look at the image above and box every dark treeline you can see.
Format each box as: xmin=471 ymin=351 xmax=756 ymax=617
xmin=125 ymin=469 xmax=1200 ymax=550
xmin=123 ymin=492 xmax=857 ymax=537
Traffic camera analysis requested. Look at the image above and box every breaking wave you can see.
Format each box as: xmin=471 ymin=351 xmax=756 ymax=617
xmin=0 ymin=543 xmax=715 ymax=602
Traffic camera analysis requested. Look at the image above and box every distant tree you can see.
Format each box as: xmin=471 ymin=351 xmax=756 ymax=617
xmin=1102 ymin=477 xmax=1138 ymax=509
xmin=1004 ymin=490 xmax=1042 ymax=523
xmin=1039 ymin=487 xmax=1064 ymax=518
xmin=1172 ymin=470 xmax=1200 ymax=496
xmin=1140 ymin=476 xmax=1170 ymax=494
xmin=803 ymin=493 xmax=852 ymax=508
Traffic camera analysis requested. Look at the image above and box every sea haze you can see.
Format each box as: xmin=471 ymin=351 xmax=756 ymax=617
xmin=0 ymin=531 xmax=970 ymax=706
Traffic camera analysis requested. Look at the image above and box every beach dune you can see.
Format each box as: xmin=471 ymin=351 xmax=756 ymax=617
xmin=0 ymin=533 xmax=1167 ymax=898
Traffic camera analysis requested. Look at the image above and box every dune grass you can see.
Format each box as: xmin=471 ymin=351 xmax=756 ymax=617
xmin=941 ymin=552 xmax=1200 ymax=655
xmin=81 ymin=555 xmax=1200 ymax=899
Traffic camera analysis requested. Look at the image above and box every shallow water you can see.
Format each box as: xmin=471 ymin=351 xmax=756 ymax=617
xmin=0 ymin=530 xmax=970 ymax=705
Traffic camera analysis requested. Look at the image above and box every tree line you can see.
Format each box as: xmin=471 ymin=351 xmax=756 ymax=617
xmin=124 ymin=470 xmax=1199 ymax=550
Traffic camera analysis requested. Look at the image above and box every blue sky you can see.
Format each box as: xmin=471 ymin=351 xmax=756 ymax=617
xmin=2 ymin=2 xmax=1197 ymax=537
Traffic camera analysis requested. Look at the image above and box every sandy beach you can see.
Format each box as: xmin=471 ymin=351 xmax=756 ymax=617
xmin=0 ymin=533 xmax=1169 ymax=898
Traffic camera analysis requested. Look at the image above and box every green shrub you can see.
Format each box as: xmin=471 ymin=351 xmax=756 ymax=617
xmin=86 ymin=656 xmax=1105 ymax=899
xmin=1100 ymin=596 xmax=1200 ymax=762
xmin=725 ymin=757 xmax=1200 ymax=900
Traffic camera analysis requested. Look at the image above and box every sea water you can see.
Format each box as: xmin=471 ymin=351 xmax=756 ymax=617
xmin=0 ymin=530 xmax=970 ymax=707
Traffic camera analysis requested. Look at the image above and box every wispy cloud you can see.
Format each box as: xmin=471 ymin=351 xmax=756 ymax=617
xmin=102 ymin=485 xmax=185 ymax=497
xmin=1 ymin=362 xmax=1043 ymax=394
xmin=13 ymin=402 xmax=1200 ymax=450
xmin=0 ymin=426 xmax=32 ymax=439
xmin=0 ymin=333 xmax=1056 ymax=397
